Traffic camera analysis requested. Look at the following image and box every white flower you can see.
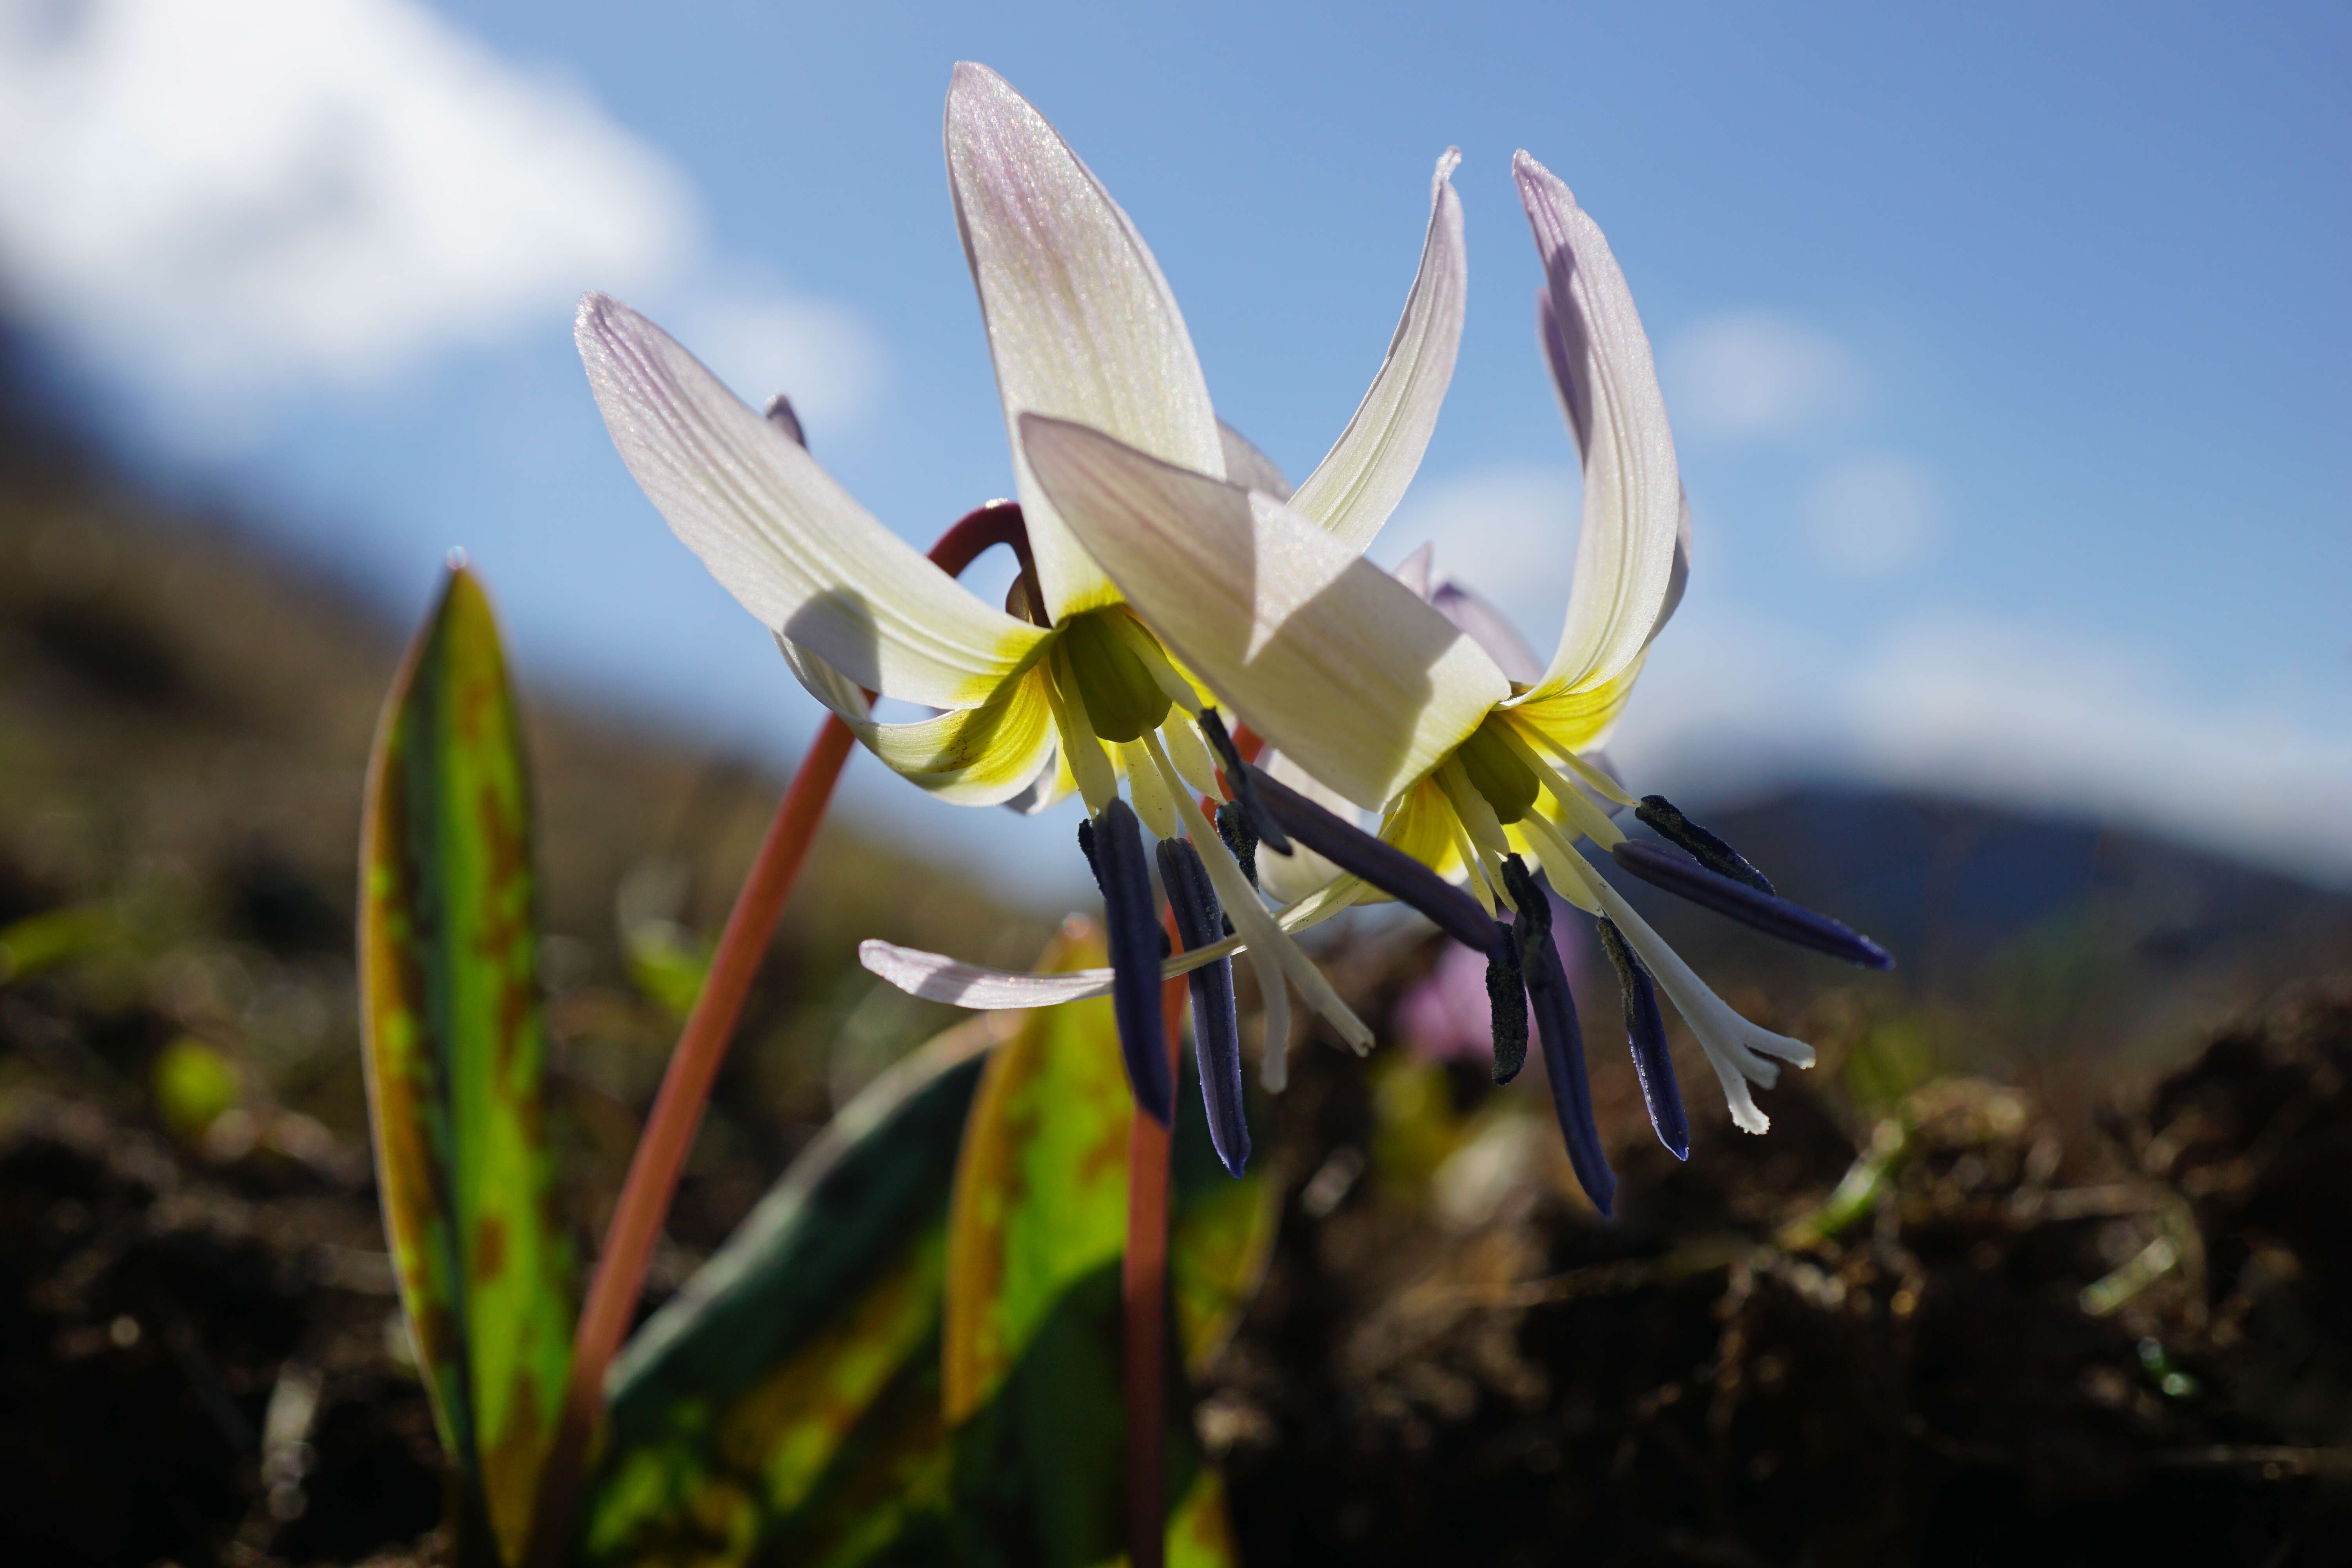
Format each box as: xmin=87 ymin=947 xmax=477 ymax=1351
xmin=580 ymin=62 xmax=1471 ymax=1094
xmin=1011 ymin=152 xmax=1872 ymax=1133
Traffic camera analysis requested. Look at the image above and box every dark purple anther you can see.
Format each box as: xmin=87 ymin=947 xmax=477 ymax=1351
xmin=1596 ymin=916 xmax=1687 ymax=1160
xmin=1484 ymin=918 xmax=1528 ymax=1085
xmin=1247 ymin=764 xmax=1494 ymax=952
xmin=1501 ymin=857 xmax=1615 ymax=1216
xmin=1611 ymin=840 xmax=1893 ymax=971
xmin=1196 ymin=709 xmax=1292 ymax=855
xmin=1093 ymin=799 xmax=1173 ymax=1125
xmin=1633 ymin=795 xmax=1773 ymax=894
xmin=1158 ymin=837 xmax=1248 ymax=1177
xmin=1214 ymin=800 xmax=1259 ymax=889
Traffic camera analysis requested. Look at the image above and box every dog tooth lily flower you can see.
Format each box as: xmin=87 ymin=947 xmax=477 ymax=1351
xmin=577 ymin=62 xmax=1469 ymax=1167
xmin=1005 ymin=150 xmax=1892 ymax=1207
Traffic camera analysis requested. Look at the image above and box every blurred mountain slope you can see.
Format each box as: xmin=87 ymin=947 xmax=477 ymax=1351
xmin=1617 ymin=787 xmax=2352 ymax=1104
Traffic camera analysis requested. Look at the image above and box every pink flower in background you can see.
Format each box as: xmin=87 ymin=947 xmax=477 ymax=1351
xmin=1397 ymin=890 xmax=1588 ymax=1065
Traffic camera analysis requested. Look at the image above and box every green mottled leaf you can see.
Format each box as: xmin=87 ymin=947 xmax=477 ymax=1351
xmin=942 ymin=924 xmax=1132 ymax=1425
xmin=359 ymin=566 xmax=575 ymax=1565
xmin=942 ymin=921 xmax=1274 ymax=1566
xmin=577 ymin=924 xmax=1276 ymax=1568
xmin=580 ymin=1011 xmax=1013 ymax=1567
xmin=1169 ymin=1161 xmax=1278 ymax=1374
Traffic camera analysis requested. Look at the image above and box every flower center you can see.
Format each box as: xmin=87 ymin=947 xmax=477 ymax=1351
xmin=1455 ymin=715 xmax=1541 ymax=824
xmin=1056 ymin=608 xmax=1171 ymax=743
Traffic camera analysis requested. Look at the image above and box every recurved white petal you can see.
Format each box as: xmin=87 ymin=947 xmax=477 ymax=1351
xmin=947 ymin=63 xmax=1224 ymax=622
xmin=1001 ymin=744 xmax=1078 ymax=816
xmin=1392 ymin=545 xmax=1545 ymax=683
xmin=861 ymin=945 xmax=1122 ymax=1009
xmin=1516 ymin=152 xmax=1682 ymax=701
xmin=579 ymin=294 xmax=1045 ymax=709
xmin=1022 ymin=416 xmax=1509 ymax=813
xmin=860 ymin=873 xmax=1357 ymax=1009
xmin=1642 ymin=487 xmax=1693 ymax=652
xmin=1218 ymin=419 xmax=1294 ymax=502
xmin=1289 ymin=149 xmax=1468 ymax=553
xmin=776 ymin=633 xmax=871 ymax=723
xmin=859 ymin=928 xmax=1240 ymax=1008
xmin=1501 ymin=653 xmax=1644 ymax=759
xmin=782 ymin=639 xmax=1057 ymax=807
xmin=1432 ymin=579 xmax=1544 ymax=686
xmin=1392 ymin=541 xmax=1437 ymax=601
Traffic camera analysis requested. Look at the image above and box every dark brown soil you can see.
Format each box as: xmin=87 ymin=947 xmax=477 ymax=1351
xmin=1207 ymin=981 xmax=2352 ymax=1567
xmin=7 ymin=985 xmax=2349 ymax=1566
xmin=0 ymin=1093 xmax=443 ymax=1567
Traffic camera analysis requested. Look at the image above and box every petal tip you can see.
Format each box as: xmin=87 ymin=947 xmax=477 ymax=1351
xmin=945 ymin=59 xmax=1027 ymax=132
xmin=574 ymin=289 xmax=622 ymax=343
xmin=1512 ymin=149 xmax=1576 ymax=214
xmin=948 ymin=58 xmax=1002 ymax=94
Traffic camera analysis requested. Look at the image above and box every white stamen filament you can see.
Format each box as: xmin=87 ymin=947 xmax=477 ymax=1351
xmin=1436 ymin=759 xmax=1513 ymax=857
xmin=1584 ymin=874 xmax=1816 ymax=1136
xmin=1477 ymin=839 xmax=1518 ymax=912
xmin=1273 ymin=870 xmax=1374 ymax=932
xmin=1045 ymin=646 xmax=1118 ymax=814
xmin=1187 ymin=718 xmax=1295 ymax=1089
xmin=1256 ymin=962 xmax=1292 ymax=1091
xmin=1448 ymin=814 xmax=1496 ymax=916
xmin=1433 ymin=761 xmax=1522 ymax=910
xmin=1515 ymin=722 xmax=1636 ymax=807
xmin=1120 ymin=737 xmax=1183 ymax=840
xmin=1164 ymin=718 xmax=1223 ymax=801
xmin=1515 ymin=809 xmax=1604 ymax=916
xmin=1496 ymin=723 xmax=1625 ymax=847
xmin=1142 ymin=731 xmax=1374 ymax=1054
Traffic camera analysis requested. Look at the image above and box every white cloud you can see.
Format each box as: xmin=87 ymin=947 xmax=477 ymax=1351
xmin=1801 ymin=453 xmax=1942 ymax=576
xmin=1376 ymin=464 xmax=1581 ymax=650
xmin=0 ymin=0 xmax=882 ymax=443
xmin=1664 ymin=311 xmax=1858 ymax=440
xmin=1615 ymin=604 xmax=2352 ymax=882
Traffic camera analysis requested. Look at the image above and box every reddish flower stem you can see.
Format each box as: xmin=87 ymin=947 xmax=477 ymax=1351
xmin=525 ymin=502 xmax=1028 ymax=1567
xmin=1124 ymin=962 xmax=1188 ymax=1568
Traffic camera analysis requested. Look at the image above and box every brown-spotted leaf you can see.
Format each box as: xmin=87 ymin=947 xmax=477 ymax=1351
xmin=942 ymin=919 xmax=1131 ymax=1425
xmin=581 ymin=921 xmax=1267 ymax=1568
xmin=942 ymin=918 xmax=1265 ymax=1565
xmin=360 ymin=566 xmax=574 ymax=1564
xmin=580 ymin=1012 xmax=1014 ymax=1566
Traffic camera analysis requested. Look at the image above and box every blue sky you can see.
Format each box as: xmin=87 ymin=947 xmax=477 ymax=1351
xmin=2 ymin=0 xmax=2345 ymax=896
